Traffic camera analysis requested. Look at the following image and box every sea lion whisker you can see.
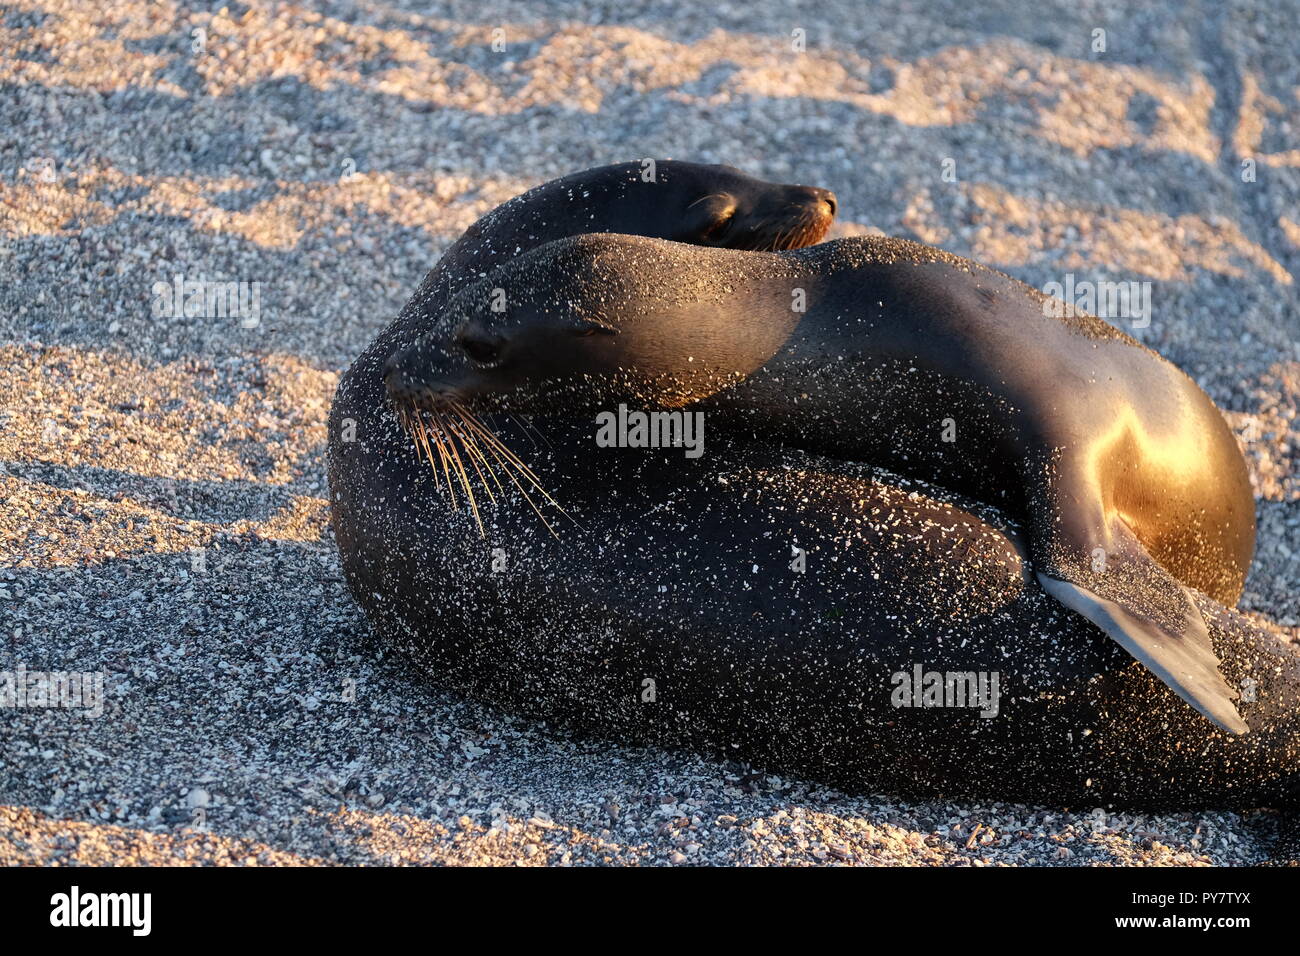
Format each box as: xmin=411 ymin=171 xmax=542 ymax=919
xmin=403 ymin=397 xmax=552 ymax=537
xmin=449 ymin=403 xmax=573 ymax=517
xmin=685 ymin=192 xmax=727 ymax=210
xmin=400 ymin=405 xmax=446 ymax=495
xmin=451 ymin=404 xmax=551 ymax=488
xmin=449 ymin=400 xmax=577 ymax=530
xmin=765 ymin=226 xmax=790 ymax=252
xmin=427 ymin=424 xmax=451 ymax=496
xmin=451 ymin=420 xmax=505 ymax=501
xmin=527 ymin=417 xmax=555 ymax=450
xmin=431 ymin=408 xmax=483 ymax=530
xmin=503 ymin=412 xmax=538 ymax=448
xmin=509 ymin=413 xmax=553 ymax=451
xmin=403 ymin=401 xmax=500 ymax=532
xmin=448 ymin=402 xmax=540 ymax=476
xmin=441 ymin=416 xmax=491 ymax=512
xmin=428 ymin=410 xmax=460 ymax=510
xmin=410 ymin=412 xmax=439 ymax=490
xmin=464 ymin=422 xmax=561 ymax=539
xmin=435 ymin=410 xmax=484 ymax=535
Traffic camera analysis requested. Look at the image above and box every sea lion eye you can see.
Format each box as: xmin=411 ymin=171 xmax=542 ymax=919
xmin=459 ymin=334 xmax=503 ymax=365
xmin=573 ymin=322 xmax=617 ymax=338
xmin=684 ymin=194 xmax=737 ymax=243
xmin=704 ymin=207 xmax=735 ymax=239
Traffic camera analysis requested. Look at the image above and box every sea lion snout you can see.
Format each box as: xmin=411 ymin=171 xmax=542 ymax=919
xmin=799 ymin=185 xmax=837 ymax=217
xmin=382 ymin=340 xmax=461 ymax=405
xmin=380 ymin=350 xmax=418 ymax=400
xmin=732 ymin=184 xmax=837 ymax=250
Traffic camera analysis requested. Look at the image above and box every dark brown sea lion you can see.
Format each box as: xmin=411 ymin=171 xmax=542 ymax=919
xmin=386 ymin=233 xmax=1257 ymax=734
xmin=328 ymin=159 xmax=836 ymax=662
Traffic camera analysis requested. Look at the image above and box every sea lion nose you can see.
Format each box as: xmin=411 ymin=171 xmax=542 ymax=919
xmin=794 ymin=186 xmax=836 ymax=217
xmin=383 ymin=350 xmax=411 ymax=395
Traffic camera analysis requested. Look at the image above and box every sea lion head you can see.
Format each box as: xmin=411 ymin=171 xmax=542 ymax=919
xmin=385 ymin=234 xmax=795 ymax=416
xmin=649 ymin=161 xmax=837 ymax=251
xmin=387 ymin=161 xmax=835 ymax=342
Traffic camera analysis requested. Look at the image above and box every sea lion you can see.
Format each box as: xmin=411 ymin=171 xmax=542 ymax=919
xmin=393 ymin=159 xmax=835 ymax=344
xmin=385 ymin=233 xmax=1258 ymax=735
xmin=357 ymin=410 xmax=1298 ymax=810
xmin=332 ymin=160 xmax=835 ymax=424
xmin=330 ymin=160 xmax=835 ymax=592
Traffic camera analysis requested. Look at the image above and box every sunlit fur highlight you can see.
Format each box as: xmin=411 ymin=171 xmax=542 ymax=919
xmin=735 ymin=205 xmax=832 ymax=252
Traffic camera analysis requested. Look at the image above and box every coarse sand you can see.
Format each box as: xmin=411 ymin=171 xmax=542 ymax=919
xmin=1 ymin=0 xmax=1297 ymax=865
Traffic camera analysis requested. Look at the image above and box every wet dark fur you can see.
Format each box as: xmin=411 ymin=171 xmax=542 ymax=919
xmin=389 ymin=233 xmax=1258 ymax=734
xmin=329 ymin=173 xmax=1299 ymax=809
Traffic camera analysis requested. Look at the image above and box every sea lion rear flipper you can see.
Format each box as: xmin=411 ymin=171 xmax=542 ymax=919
xmin=1034 ymin=518 xmax=1248 ymax=735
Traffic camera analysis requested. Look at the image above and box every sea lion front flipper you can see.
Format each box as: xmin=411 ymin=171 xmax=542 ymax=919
xmin=1034 ymin=518 xmax=1248 ymax=735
